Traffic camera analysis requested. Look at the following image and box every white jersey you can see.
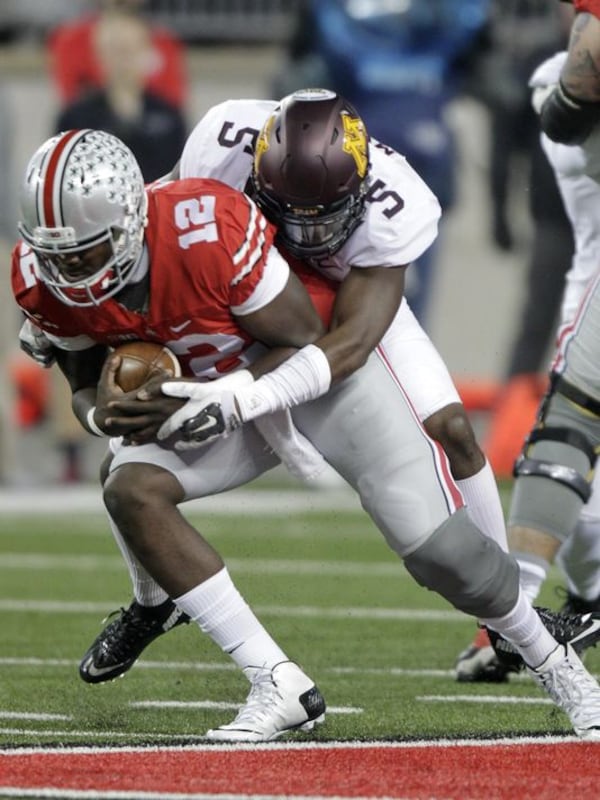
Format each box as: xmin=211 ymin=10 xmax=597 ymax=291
xmin=180 ymin=99 xmax=441 ymax=282
xmin=530 ymin=51 xmax=600 ymax=325
xmin=180 ymin=98 xmax=459 ymax=422
xmin=542 ymin=132 xmax=600 ymax=325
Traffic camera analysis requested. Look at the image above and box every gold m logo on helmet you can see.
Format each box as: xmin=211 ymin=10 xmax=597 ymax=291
xmin=341 ymin=114 xmax=368 ymax=178
xmin=254 ymin=114 xmax=276 ymax=173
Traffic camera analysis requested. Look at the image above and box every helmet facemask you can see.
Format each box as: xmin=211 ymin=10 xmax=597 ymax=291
xmin=253 ymin=182 xmax=368 ymax=259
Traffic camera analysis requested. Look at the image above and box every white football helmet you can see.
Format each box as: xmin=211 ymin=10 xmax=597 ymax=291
xmin=18 ymin=129 xmax=148 ymax=307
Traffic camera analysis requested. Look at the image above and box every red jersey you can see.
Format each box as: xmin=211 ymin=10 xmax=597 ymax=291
xmin=13 ymin=179 xmax=280 ymax=379
xmin=574 ymin=0 xmax=600 ymax=17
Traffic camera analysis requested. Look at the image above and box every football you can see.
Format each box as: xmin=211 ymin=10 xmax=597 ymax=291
xmin=111 ymin=341 xmax=181 ymax=392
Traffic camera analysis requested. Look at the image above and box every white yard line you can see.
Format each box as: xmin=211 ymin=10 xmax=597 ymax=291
xmin=0 ymin=487 xmax=359 ymax=516
xmin=0 ymin=598 xmax=463 ymax=620
xmin=130 ymin=700 xmax=362 ymax=714
xmin=0 ymin=553 xmax=404 ymax=578
xmin=416 ymin=694 xmax=551 ymax=705
xmin=0 ymin=735 xmax=582 ymax=756
xmin=0 ymin=712 xmax=72 ymax=721
xmin=0 ymin=656 xmax=521 ymax=681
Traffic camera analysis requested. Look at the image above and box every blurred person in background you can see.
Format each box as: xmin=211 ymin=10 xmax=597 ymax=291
xmin=0 ymin=82 xmax=19 ymax=485
xmin=270 ymin=0 xmax=489 ymax=329
xmin=47 ymin=0 xmax=187 ymax=111
xmin=54 ymin=6 xmax=187 ymax=183
xmin=473 ymin=0 xmax=572 ymax=252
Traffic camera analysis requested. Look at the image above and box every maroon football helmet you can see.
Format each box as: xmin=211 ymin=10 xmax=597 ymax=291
xmin=251 ymin=88 xmax=370 ymax=259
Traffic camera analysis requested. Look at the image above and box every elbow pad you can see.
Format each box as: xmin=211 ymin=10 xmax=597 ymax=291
xmin=540 ymin=82 xmax=600 ymax=144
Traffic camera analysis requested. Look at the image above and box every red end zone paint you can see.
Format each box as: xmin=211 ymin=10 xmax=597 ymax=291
xmin=1 ymin=740 xmax=600 ymax=799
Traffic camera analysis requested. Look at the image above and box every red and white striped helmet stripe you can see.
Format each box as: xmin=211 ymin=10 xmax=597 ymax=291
xmin=36 ymin=129 xmax=89 ymax=229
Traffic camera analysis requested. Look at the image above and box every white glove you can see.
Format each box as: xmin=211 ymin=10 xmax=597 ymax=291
xmin=169 ymin=391 xmax=240 ymax=450
xmin=19 ymin=319 xmax=56 ymax=368
xmin=531 ymin=84 xmax=557 ymax=115
xmin=529 ymin=51 xmax=567 ymax=90
xmin=157 ymin=369 xmax=254 ymax=444
xmin=529 ymin=51 xmax=568 ymax=114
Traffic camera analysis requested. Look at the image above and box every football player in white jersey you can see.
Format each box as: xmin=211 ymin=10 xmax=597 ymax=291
xmin=459 ymin=5 xmax=600 ymax=681
xmin=17 ymin=112 xmax=600 ymax=742
xmin=458 ymin=50 xmax=600 ymax=681
xmin=173 ymin=87 xmax=600 ymax=683
xmin=480 ymin=39 xmax=600 ymax=673
xmin=161 ymin=90 xmax=516 ymax=681
xmin=85 ymin=88 xmax=518 ymax=682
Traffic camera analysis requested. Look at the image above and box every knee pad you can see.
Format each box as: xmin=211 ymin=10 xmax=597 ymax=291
xmin=403 ymin=509 xmax=519 ymax=618
xmin=509 ymin=382 xmax=599 ymax=541
xmin=514 ymin=425 xmax=596 ymax=503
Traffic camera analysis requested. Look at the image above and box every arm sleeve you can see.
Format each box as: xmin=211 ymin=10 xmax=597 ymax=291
xmin=540 ymin=82 xmax=600 ymax=144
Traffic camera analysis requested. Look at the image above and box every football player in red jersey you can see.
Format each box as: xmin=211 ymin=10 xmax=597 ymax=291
xmin=13 ymin=128 xmax=600 ymax=742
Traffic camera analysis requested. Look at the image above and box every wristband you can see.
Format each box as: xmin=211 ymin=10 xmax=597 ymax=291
xmin=235 ymin=344 xmax=331 ymax=422
xmin=86 ymin=406 xmax=106 ymax=437
xmin=540 ymin=81 xmax=600 ymax=144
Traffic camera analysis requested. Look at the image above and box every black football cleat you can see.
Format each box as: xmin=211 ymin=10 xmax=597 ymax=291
xmin=455 ymin=626 xmax=517 ymax=682
xmin=558 ymin=589 xmax=600 ymax=616
xmin=79 ymin=598 xmax=190 ymax=684
xmin=487 ymin=606 xmax=600 ymax=671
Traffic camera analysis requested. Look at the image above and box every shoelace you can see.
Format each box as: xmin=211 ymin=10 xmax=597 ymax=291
xmin=231 ymin=669 xmax=283 ymax=727
xmin=535 ymin=606 xmax=593 ymax=641
xmin=98 ymin=607 xmax=163 ymax=661
xmin=539 ymin=652 xmax=600 ymax=726
xmin=492 ymin=606 xmax=596 ymax=657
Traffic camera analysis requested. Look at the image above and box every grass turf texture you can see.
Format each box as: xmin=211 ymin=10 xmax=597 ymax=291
xmin=1 ymin=481 xmax=597 ymax=748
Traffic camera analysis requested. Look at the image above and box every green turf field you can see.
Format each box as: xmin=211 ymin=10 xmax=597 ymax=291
xmin=0 ymin=481 xmax=595 ymax=747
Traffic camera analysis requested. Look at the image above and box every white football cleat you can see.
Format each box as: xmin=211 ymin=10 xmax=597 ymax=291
xmin=527 ymin=644 xmax=600 ymax=740
xmin=206 ymin=661 xmax=326 ymax=742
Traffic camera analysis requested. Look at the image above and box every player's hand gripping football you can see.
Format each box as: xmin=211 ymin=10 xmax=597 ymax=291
xmin=156 ymin=370 xmax=254 ymax=450
xmin=95 ymin=356 xmax=181 ymax=443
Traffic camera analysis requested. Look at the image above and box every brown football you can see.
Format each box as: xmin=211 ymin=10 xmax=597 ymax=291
xmin=111 ymin=341 xmax=181 ymax=392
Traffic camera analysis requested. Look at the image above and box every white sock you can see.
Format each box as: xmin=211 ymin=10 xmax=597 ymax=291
xmin=515 ymin=556 xmax=548 ymax=604
xmin=174 ymin=567 xmax=288 ymax=670
xmin=480 ymin=588 xmax=557 ymax=669
xmin=107 ymin=514 xmax=170 ymax=607
xmin=456 ymin=460 xmax=508 ymax=552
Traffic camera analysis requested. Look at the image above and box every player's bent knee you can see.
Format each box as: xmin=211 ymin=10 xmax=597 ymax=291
xmin=403 ymin=508 xmax=519 ymax=617
xmin=104 ymin=463 xmax=183 ymax=523
xmin=424 ymin=404 xmax=484 ymax=476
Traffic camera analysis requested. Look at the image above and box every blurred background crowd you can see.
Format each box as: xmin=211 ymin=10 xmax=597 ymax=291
xmin=0 ymin=0 xmax=576 ymax=487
